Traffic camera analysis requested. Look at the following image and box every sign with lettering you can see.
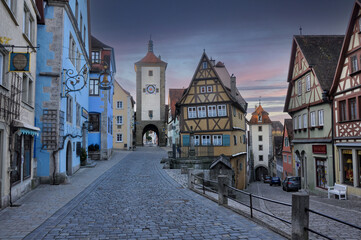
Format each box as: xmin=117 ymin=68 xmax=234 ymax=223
xmin=81 ymin=107 xmax=88 ymax=119
xmin=312 ymin=145 xmax=327 ymax=154
xmin=9 ymin=52 xmax=30 ymax=72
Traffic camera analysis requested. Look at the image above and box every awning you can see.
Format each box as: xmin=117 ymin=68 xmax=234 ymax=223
xmin=231 ymin=152 xmax=247 ymax=157
xmin=13 ymin=119 xmax=40 ymax=137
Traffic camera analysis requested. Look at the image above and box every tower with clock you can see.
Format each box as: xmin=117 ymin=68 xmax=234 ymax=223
xmin=134 ymin=39 xmax=167 ymax=146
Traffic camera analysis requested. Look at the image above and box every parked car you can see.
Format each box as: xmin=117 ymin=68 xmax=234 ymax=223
xmin=269 ymin=177 xmax=281 ymax=186
xmin=282 ymin=176 xmax=301 ymax=192
xmin=263 ymin=175 xmax=271 ymax=183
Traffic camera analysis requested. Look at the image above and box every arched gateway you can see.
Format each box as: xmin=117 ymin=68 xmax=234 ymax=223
xmin=134 ymin=39 xmax=167 ymax=146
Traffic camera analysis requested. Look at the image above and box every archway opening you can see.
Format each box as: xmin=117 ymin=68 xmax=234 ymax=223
xmin=142 ymin=124 xmax=159 ymax=146
xmin=255 ymin=166 xmax=268 ymax=181
xmin=66 ymin=141 xmax=72 ymax=176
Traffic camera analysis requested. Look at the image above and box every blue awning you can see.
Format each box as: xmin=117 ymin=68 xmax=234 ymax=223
xmin=19 ymin=128 xmax=39 ymax=136
xmin=13 ymin=120 xmax=40 ymax=136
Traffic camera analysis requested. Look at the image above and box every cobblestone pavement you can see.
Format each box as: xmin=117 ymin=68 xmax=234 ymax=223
xmin=17 ymin=147 xmax=285 ymax=240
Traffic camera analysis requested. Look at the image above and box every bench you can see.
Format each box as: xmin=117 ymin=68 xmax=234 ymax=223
xmin=328 ymin=183 xmax=347 ymax=200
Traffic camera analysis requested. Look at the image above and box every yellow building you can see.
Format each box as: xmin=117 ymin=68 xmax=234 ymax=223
xmin=177 ymin=52 xmax=248 ymax=189
xmin=113 ymin=81 xmax=135 ymax=150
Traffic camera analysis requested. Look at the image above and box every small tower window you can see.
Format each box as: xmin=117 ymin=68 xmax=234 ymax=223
xmin=149 ymin=110 xmax=153 ymax=119
xmin=258 ymin=115 xmax=262 ymax=122
xmin=202 ymin=62 xmax=207 ymax=69
xmin=148 ymin=70 xmax=153 ymax=76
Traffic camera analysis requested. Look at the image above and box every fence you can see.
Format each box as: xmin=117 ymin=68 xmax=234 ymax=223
xmin=188 ymin=172 xmax=361 ymax=240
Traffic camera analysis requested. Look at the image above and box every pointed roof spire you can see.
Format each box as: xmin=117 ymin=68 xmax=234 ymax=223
xmin=148 ymin=35 xmax=153 ymax=52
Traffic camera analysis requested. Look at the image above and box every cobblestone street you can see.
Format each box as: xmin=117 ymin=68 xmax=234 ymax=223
xmin=1 ymin=147 xmax=285 ymax=239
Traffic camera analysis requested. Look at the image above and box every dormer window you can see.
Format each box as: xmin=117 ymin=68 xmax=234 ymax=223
xmin=202 ymin=62 xmax=207 ymax=69
xmin=258 ymin=115 xmax=262 ymax=122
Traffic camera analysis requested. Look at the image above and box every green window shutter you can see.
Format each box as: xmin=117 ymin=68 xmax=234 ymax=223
xmin=183 ymin=135 xmax=190 ymax=146
xmin=223 ymin=134 xmax=230 ymax=146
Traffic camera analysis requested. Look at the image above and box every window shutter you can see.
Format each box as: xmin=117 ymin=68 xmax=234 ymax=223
xmin=223 ymin=134 xmax=230 ymax=146
xmin=183 ymin=135 xmax=190 ymax=147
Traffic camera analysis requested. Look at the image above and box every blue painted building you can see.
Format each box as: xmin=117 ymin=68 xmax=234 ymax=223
xmin=88 ymin=36 xmax=115 ymax=160
xmin=34 ymin=0 xmax=90 ymax=184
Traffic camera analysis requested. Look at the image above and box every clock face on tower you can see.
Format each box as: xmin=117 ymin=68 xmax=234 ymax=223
xmin=146 ymin=84 xmax=156 ymax=94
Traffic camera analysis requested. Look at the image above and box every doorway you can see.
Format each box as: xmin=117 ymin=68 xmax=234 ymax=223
xmin=66 ymin=141 xmax=72 ymax=176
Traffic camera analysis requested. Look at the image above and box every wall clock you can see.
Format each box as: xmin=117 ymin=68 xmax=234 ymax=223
xmin=146 ymin=84 xmax=156 ymax=94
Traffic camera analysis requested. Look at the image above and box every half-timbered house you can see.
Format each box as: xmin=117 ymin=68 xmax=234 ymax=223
xmin=282 ymin=119 xmax=294 ymax=178
xmin=330 ymin=1 xmax=361 ymax=198
xmin=284 ymin=35 xmax=344 ymax=194
xmin=177 ymin=52 xmax=248 ymax=189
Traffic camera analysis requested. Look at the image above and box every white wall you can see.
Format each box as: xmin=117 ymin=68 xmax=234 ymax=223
xmin=141 ymin=66 xmax=161 ymax=121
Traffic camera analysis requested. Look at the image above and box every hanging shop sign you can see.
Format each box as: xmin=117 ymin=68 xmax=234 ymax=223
xmin=312 ymin=145 xmax=327 ymax=154
xmin=9 ymin=52 xmax=30 ymax=72
xmin=82 ymin=107 xmax=88 ymax=119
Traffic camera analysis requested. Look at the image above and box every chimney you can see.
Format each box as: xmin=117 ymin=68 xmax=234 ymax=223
xmin=231 ymin=74 xmax=236 ymax=97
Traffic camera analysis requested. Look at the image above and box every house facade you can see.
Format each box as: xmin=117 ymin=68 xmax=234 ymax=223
xmin=113 ymin=81 xmax=135 ymax=150
xmin=330 ymin=0 xmax=361 ymax=198
xmin=284 ymin=35 xmax=344 ymax=193
xmin=0 ymin=0 xmax=41 ymax=208
xmin=282 ymin=119 xmax=294 ymax=178
xmin=88 ymin=36 xmax=114 ymax=159
xmin=34 ymin=0 xmax=90 ymax=184
xmin=177 ymin=52 xmax=248 ymax=189
xmin=248 ymin=105 xmax=273 ymax=181
xmin=167 ymin=88 xmax=184 ymax=153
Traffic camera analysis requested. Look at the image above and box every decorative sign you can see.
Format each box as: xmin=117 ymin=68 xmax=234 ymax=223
xmin=312 ymin=145 xmax=327 ymax=154
xmin=9 ymin=52 xmax=30 ymax=72
xmin=82 ymin=107 xmax=88 ymax=119
xmin=342 ymin=149 xmax=352 ymax=155
xmin=0 ymin=37 xmax=11 ymax=44
xmin=146 ymin=84 xmax=156 ymax=94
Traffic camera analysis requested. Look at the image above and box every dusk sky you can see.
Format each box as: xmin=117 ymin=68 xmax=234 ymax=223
xmin=90 ymin=0 xmax=355 ymax=123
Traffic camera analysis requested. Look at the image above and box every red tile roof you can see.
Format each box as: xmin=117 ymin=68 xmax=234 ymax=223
xmin=169 ymin=88 xmax=184 ymax=119
xmin=249 ymin=105 xmax=272 ymax=124
xmin=137 ymin=51 xmax=165 ymax=64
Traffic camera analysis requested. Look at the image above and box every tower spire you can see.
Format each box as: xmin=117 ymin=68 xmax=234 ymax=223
xmin=148 ymin=36 xmax=153 ymax=52
xmin=259 ymin=96 xmax=261 ymax=106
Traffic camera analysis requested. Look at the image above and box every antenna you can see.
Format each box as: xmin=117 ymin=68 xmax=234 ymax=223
xmin=299 ymin=26 xmax=303 ymax=35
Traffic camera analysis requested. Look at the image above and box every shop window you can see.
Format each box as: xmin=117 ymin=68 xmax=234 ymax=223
xmin=349 ymin=98 xmax=357 ymax=120
xmin=339 ymin=100 xmax=347 ymax=122
xmin=316 ymin=158 xmax=327 ymax=189
xmin=89 ymin=113 xmax=100 ymax=132
xmin=342 ymin=150 xmax=353 ymax=185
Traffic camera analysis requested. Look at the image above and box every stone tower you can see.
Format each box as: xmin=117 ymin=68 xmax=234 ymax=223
xmin=134 ymin=40 xmax=167 ymax=146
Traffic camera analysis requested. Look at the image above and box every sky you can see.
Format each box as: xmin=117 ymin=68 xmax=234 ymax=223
xmin=90 ymin=0 xmax=355 ymax=123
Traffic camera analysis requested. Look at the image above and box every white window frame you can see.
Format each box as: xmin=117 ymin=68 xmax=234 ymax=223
xmin=207 ymin=86 xmax=212 ymax=93
xmin=201 ymin=135 xmax=211 ymax=146
xmin=116 ymin=133 xmax=123 ymax=142
xmin=213 ymin=135 xmax=222 ymax=146
xmin=207 ymin=105 xmax=217 ymax=117
xmin=188 ymin=107 xmax=197 ymax=119
xmin=294 ymin=117 xmax=297 ymax=130
xmin=298 ymin=115 xmax=302 ymax=129
xmin=117 ymin=101 xmax=123 ymax=109
xmin=306 ymin=74 xmax=311 ymax=92
xmin=310 ymin=111 xmax=316 ymax=127
xmin=116 ymin=115 xmax=123 ymax=125
xmin=298 ymin=79 xmax=302 ymax=96
xmin=197 ymin=106 xmax=206 ymax=118
xmin=303 ymin=113 xmax=307 ymax=129
xmin=21 ymin=73 xmax=34 ymax=105
xmin=318 ymin=109 xmax=324 ymax=126
xmin=217 ymin=105 xmax=227 ymax=117
xmin=194 ymin=135 xmax=200 ymax=146
xmin=200 ymin=86 xmax=206 ymax=93
xmin=92 ymin=51 xmax=100 ymax=64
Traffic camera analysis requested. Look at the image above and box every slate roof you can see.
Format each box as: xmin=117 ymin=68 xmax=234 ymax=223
xmin=249 ymin=105 xmax=272 ymax=124
xmin=271 ymin=121 xmax=283 ymax=132
xmin=294 ymin=35 xmax=344 ymax=91
xmin=284 ymin=119 xmax=293 ymax=141
xmin=91 ymin=36 xmax=112 ymax=49
xmin=168 ymin=89 xmax=184 ymax=119
xmin=210 ymin=154 xmax=232 ymax=169
xmin=274 ymin=136 xmax=284 ymax=156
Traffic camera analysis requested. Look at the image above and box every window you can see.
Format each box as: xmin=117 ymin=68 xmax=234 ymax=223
xmin=0 ymin=52 xmax=4 ymax=86
xmin=148 ymin=70 xmax=153 ymax=76
xmin=310 ymin=111 xmax=316 ymax=127
xmin=208 ymin=105 xmax=217 ymax=117
xmin=202 ymin=62 xmax=207 ymax=69
xmin=201 ymin=135 xmax=211 ymax=145
xmin=284 ymin=137 xmax=289 ymax=147
xmin=6 ymin=0 xmax=16 ymax=14
xmin=351 ymin=55 xmax=358 ymax=73
xmin=76 ymin=103 xmax=81 ymax=127
xmin=213 ymin=135 xmax=222 ymax=146
xmin=148 ymin=110 xmax=153 ymax=119
xmin=194 ymin=135 xmax=200 ymax=146
xmin=298 ymin=115 xmax=302 ymax=129
xmin=318 ymin=110 xmax=324 ymax=126
xmin=339 ymin=100 xmax=347 ymax=122
xmin=22 ymin=74 xmax=34 ymax=104
xmin=197 ymin=106 xmax=206 ymax=118
xmin=259 ymin=145 xmax=263 ymax=151
xmin=76 ymin=49 xmax=81 ymax=72
xmin=306 ymin=74 xmax=311 ymax=92
xmin=259 ymin=155 xmax=263 ymax=161
xmin=89 ymin=79 xmax=99 ymax=95
xmin=69 ymin=34 xmax=76 ymax=65
xmin=298 ymin=79 xmax=302 ymax=96
xmin=316 ymin=158 xmax=327 ymax=189
xmin=66 ymin=95 xmax=73 ymax=123
xmin=283 ymin=155 xmax=287 ymax=163
xmin=200 ymin=86 xmax=206 ymax=93
xmin=117 ymin=101 xmax=123 ymax=109
xmin=188 ymin=107 xmax=197 ymax=119
xmin=207 ymin=86 xmax=212 ymax=93
xmin=303 ymin=113 xmax=307 ymax=128
xmin=117 ymin=116 xmax=123 ymax=125
xmin=89 ymin=113 xmax=100 ymax=132
xmin=234 ymin=135 xmax=237 ymax=145
xmin=23 ymin=5 xmax=34 ymax=43
xmin=288 ymin=156 xmax=292 ymax=164
xmin=258 ymin=135 xmax=262 ymax=141
xmin=349 ymin=98 xmax=357 ymax=120
xmin=91 ymin=51 xmax=100 ymax=64
xmin=294 ymin=117 xmax=297 ymax=130
xmin=217 ymin=105 xmax=227 ymax=116
xmin=258 ymin=115 xmax=262 ymax=122
xmin=116 ymin=133 xmax=123 ymax=142
xmin=258 ymin=126 xmax=262 ymax=132
xmin=108 ymin=117 xmax=112 ymax=134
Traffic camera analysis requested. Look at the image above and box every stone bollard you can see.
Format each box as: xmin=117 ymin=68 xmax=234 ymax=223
xmin=181 ymin=166 xmax=188 ymax=174
xmin=187 ymin=169 xmax=193 ymax=190
xmin=291 ymin=192 xmax=309 ymax=240
xmin=218 ymin=175 xmax=228 ymax=205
